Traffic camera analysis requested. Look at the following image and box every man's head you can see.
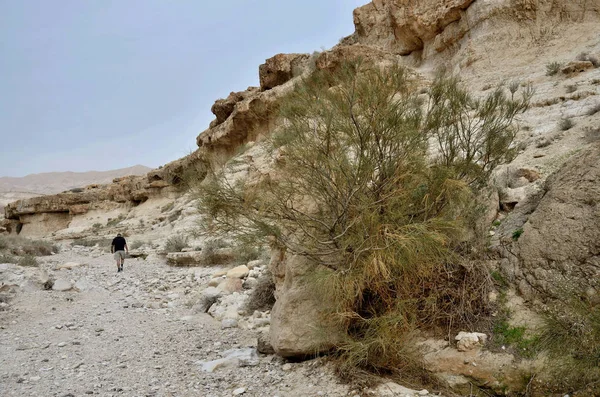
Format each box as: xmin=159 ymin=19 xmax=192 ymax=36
xmin=117 ymin=233 xmax=122 ymax=237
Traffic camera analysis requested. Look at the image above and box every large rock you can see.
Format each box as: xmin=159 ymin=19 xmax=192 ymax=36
xmin=258 ymin=53 xmax=309 ymax=90
xmin=269 ymin=251 xmax=344 ymax=357
xmin=515 ymin=144 xmax=600 ymax=296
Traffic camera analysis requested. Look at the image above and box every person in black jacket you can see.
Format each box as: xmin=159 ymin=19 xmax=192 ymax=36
xmin=111 ymin=233 xmax=128 ymax=273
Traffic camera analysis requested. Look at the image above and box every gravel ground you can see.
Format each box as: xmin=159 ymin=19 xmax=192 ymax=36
xmin=0 ymin=247 xmax=353 ymax=397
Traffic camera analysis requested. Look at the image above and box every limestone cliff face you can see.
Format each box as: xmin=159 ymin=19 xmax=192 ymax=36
xmin=352 ymin=0 xmax=474 ymax=55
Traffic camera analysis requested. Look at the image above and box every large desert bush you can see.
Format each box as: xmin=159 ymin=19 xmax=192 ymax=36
xmin=196 ymin=61 xmax=530 ymax=382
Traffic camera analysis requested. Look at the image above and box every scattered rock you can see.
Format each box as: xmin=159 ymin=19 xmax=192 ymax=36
xmin=455 ymin=331 xmax=487 ymax=351
xmin=197 ymin=348 xmax=259 ymax=373
xmin=52 ymin=279 xmax=72 ymax=292
xmin=226 ymin=265 xmax=249 ymax=279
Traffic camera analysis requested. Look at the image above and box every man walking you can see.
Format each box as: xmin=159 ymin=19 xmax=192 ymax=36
xmin=111 ymin=233 xmax=128 ymax=272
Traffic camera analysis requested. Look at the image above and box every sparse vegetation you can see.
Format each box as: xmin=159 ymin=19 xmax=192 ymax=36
xmin=164 ymin=235 xmax=189 ymax=252
xmin=546 ymin=61 xmax=562 ymax=76
xmin=0 ymin=235 xmax=58 ymax=256
xmin=559 ymin=117 xmax=575 ymax=131
xmin=512 ymin=228 xmax=524 ymax=241
xmin=107 ymin=214 xmax=125 ymax=227
xmin=576 ymin=51 xmax=600 ymax=68
xmin=565 ymin=84 xmax=577 ymax=94
xmin=196 ymin=60 xmax=531 ymax=383
xmin=0 ymin=254 xmax=17 ymax=264
xmin=18 ymin=255 xmax=38 ymax=267
xmin=233 ymin=244 xmax=262 ymax=264
xmin=129 ymin=240 xmax=147 ymax=250
xmin=535 ymin=294 xmax=600 ymax=394
xmin=72 ymin=238 xmax=111 ymax=248
xmin=244 ymin=270 xmax=276 ymax=313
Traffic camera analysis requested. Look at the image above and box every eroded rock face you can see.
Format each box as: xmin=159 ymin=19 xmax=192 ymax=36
xmin=259 ymin=53 xmax=309 ymax=91
xmin=516 ymin=143 xmax=600 ymax=296
xmin=210 ymin=89 xmax=260 ymax=127
xmin=352 ymin=0 xmax=474 ymax=55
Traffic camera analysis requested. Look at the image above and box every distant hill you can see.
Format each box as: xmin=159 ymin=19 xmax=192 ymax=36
xmin=0 ymin=165 xmax=152 ymax=213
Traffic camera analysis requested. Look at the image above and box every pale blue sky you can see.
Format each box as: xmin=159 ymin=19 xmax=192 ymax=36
xmin=0 ymin=1 xmax=367 ymax=177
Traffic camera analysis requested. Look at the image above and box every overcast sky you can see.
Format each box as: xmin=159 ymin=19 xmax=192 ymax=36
xmin=0 ymin=1 xmax=367 ymax=177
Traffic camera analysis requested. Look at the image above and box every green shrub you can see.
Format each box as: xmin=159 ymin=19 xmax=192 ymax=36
xmin=164 ymin=235 xmax=189 ymax=252
xmin=196 ymin=60 xmax=530 ymax=382
xmin=512 ymin=228 xmax=524 ymax=241
xmin=546 ymin=62 xmax=562 ymax=76
xmin=18 ymin=255 xmax=38 ymax=267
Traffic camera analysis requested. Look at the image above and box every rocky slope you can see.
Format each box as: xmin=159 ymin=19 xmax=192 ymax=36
xmin=2 ymin=0 xmax=600 ymax=395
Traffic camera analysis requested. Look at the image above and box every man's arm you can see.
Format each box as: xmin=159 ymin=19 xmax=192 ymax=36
xmin=111 ymin=244 xmax=114 ymax=254
xmin=125 ymin=243 xmax=129 ymax=253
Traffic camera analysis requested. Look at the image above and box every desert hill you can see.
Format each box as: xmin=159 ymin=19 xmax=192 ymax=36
xmin=0 ymin=165 xmax=152 ymax=195
xmin=0 ymin=165 xmax=152 ymax=214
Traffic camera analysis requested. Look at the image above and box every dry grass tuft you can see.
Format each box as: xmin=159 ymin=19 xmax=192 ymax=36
xmin=244 ymin=270 xmax=276 ymax=313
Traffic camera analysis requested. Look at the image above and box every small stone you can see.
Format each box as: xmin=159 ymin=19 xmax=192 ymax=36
xmin=221 ymin=319 xmax=238 ymax=329
xmin=233 ymin=387 xmax=246 ymax=395
xmin=418 ymin=390 xmax=429 ymax=396
xmin=282 ymin=363 xmax=292 ymax=371
xmin=57 ymin=342 xmax=67 ymax=347
xmin=52 ymin=279 xmax=72 ymax=292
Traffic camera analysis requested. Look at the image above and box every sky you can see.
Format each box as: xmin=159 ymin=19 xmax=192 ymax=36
xmin=0 ymin=0 xmax=368 ymax=177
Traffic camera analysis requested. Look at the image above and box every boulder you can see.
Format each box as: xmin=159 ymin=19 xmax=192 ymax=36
xmin=217 ymin=278 xmax=243 ymax=294
xmin=269 ymin=251 xmax=344 ymax=357
xmin=516 ymin=144 xmax=600 ymax=296
xmin=226 ymin=265 xmax=249 ymax=279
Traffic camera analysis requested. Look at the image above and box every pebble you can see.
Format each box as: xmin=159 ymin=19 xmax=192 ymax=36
xmin=233 ymin=387 xmax=247 ymax=395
